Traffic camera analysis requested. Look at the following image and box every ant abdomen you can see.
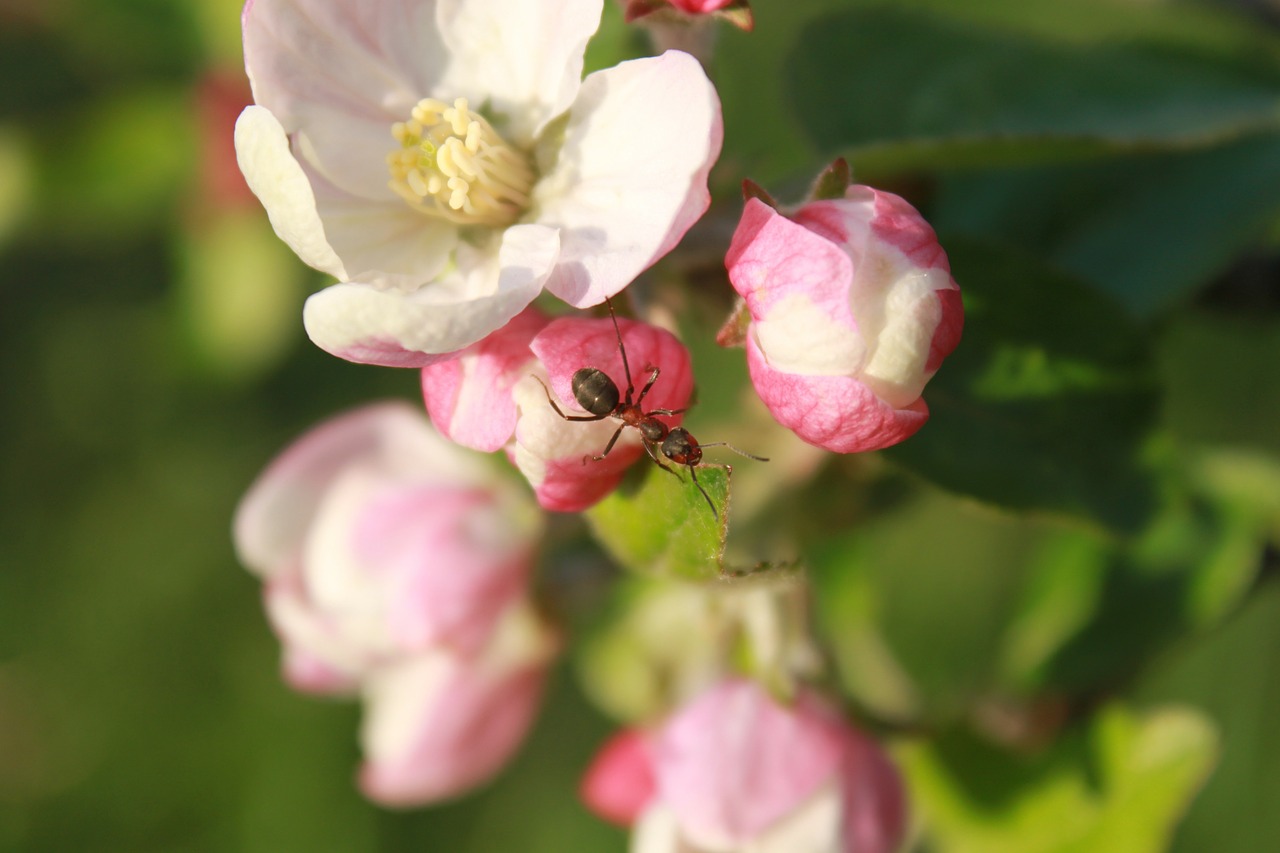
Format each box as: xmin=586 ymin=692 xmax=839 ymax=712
xmin=571 ymin=367 xmax=619 ymax=416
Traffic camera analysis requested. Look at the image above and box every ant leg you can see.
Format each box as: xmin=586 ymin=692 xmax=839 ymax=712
xmin=589 ymin=423 xmax=628 ymax=462
xmin=696 ymin=441 xmax=769 ymax=462
xmin=634 ymin=366 xmax=661 ymax=407
xmin=534 ymin=377 xmax=605 ymax=422
xmin=646 ymin=407 xmax=686 ymax=417
xmin=642 ymin=439 xmax=681 ymax=477
xmin=688 ymin=465 xmax=719 ymax=520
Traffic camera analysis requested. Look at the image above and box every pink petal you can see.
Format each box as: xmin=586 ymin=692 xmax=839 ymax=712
xmin=653 ymin=680 xmax=847 ymax=846
xmin=234 ymin=402 xmax=420 ymax=576
xmin=581 ymin=729 xmax=658 ymax=826
xmin=746 ymin=335 xmax=928 ymax=453
xmin=927 ymin=286 xmax=965 ymax=374
xmin=349 ymin=485 xmax=531 ymax=655
xmin=359 ymin=658 xmax=546 ymax=806
xmin=528 ymin=446 xmax=640 ymax=513
xmin=867 ymin=186 xmax=952 ymax=272
xmin=838 ymin=729 xmax=908 ymax=853
xmin=531 ymin=315 xmax=693 ymax=418
xmin=358 ymin=605 xmax=557 ymax=806
xmin=421 ymin=307 xmax=551 ymax=452
xmin=537 ymin=51 xmax=722 ymax=308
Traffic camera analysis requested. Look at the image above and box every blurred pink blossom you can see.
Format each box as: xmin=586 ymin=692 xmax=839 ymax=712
xmin=233 ymin=402 xmax=554 ymax=804
xmin=235 ymin=0 xmax=721 ymax=366
xmin=726 ymin=187 xmax=963 ymax=453
xmin=583 ymin=679 xmax=907 ymax=852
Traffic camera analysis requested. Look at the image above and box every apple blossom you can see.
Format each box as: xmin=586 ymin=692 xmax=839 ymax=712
xmin=421 ymin=310 xmax=694 ymax=512
xmin=582 ymin=679 xmax=907 ymax=853
xmin=235 ymin=0 xmax=722 ymax=366
xmin=726 ymin=186 xmax=963 ymax=453
xmin=623 ymin=0 xmax=753 ymax=31
xmin=233 ymin=402 xmax=555 ymax=803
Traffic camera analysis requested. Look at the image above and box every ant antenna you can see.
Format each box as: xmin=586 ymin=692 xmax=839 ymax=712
xmin=695 ymin=442 xmax=768 ymax=462
xmin=603 ymin=296 xmax=635 ymax=403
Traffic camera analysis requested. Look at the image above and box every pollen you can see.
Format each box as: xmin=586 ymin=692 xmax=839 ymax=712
xmin=386 ymin=98 xmax=535 ymax=227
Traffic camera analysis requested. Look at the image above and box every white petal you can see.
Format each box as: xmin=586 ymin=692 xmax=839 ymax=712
xmin=738 ymin=784 xmax=844 ymax=853
xmin=631 ymin=805 xmax=691 ymax=853
xmin=243 ymin=0 xmax=441 ymax=129
xmin=435 ymin=0 xmax=602 ymax=146
xmin=293 ymin=104 xmax=406 ymax=202
xmin=234 ymin=106 xmax=346 ymax=278
xmin=309 ymin=168 xmax=457 ymax=286
xmin=535 ymin=51 xmax=721 ymax=308
xmin=303 ymin=224 xmax=559 ymax=366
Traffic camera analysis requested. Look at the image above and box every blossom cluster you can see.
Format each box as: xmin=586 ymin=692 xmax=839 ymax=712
xmin=232 ymin=0 xmax=963 ymax=848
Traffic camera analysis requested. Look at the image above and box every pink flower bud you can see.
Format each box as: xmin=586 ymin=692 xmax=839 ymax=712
xmin=584 ymin=679 xmax=907 ymax=853
xmin=513 ymin=314 xmax=694 ymax=512
xmin=726 ymin=187 xmax=963 ymax=453
xmin=423 ymin=308 xmax=695 ymax=513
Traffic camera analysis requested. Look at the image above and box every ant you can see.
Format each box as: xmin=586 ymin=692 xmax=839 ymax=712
xmin=536 ymin=297 xmax=766 ymax=518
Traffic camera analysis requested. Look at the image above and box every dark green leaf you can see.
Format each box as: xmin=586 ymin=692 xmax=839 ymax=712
xmin=786 ymin=4 xmax=1280 ymax=173
xmin=883 ymin=239 xmax=1160 ymax=533
xmin=932 ymin=134 xmax=1280 ymax=318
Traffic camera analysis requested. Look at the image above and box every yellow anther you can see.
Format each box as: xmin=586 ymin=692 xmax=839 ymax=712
xmin=387 ymin=97 xmax=534 ymax=226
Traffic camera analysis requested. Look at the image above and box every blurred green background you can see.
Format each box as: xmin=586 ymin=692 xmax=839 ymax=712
xmin=2 ymin=1 xmax=1279 ymax=851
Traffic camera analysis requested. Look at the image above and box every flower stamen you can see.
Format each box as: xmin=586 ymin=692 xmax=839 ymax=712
xmin=387 ymin=98 xmax=535 ymax=227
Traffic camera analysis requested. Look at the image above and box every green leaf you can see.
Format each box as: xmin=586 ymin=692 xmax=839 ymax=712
xmin=932 ymin=134 xmax=1280 ymax=319
xmin=1135 ymin=584 xmax=1280 ymax=853
xmin=882 ymin=239 xmax=1160 ymax=533
xmin=584 ymin=461 xmax=731 ymax=580
xmin=902 ymin=705 xmax=1219 ymax=853
xmin=1001 ymin=489 xmax=1264 ymax=694
xmin=1159 ymin=312 xmax=1280 ymax=455
xmin=785 ymin=3 xmax=1280 ymax=174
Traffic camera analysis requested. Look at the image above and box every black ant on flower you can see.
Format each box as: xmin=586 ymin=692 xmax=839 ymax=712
xmin=536 ymin=297 xmax=766 ymax=518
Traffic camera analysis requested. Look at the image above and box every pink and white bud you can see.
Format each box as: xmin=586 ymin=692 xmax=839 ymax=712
xmin=583 ymin=679 xmax=907 ymax=853
xmin=423 ymin=309 xmax=695 ymax=513
xmin=726 ymin=187 xmax=963 ymax=453
xmin=358 ymin=599 xmax=557 ymax=806
xmin=513 ymin=314 xmax=694 ymax=512
xmin=234 ymin=401 xmax=542 ymax=682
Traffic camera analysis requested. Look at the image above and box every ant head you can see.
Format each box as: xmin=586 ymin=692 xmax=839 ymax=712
xmin=661 ymin=426 xmax=702 ymax=466
xmin=571 ymin=367 xmax=620 ymax=416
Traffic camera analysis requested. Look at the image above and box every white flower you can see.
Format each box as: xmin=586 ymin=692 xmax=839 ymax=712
xmin=236 ymin=0 xmax=722 ymax=366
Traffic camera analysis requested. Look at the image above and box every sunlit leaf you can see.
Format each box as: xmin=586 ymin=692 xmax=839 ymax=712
xmin=902 ymin=704 xmax=1218 ymax=853
xmin=585 ymin=461 xmax=730 ymax=580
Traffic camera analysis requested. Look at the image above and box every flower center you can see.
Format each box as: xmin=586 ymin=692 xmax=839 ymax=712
xmin=386 ymin=97 xmax=535 ymax=227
